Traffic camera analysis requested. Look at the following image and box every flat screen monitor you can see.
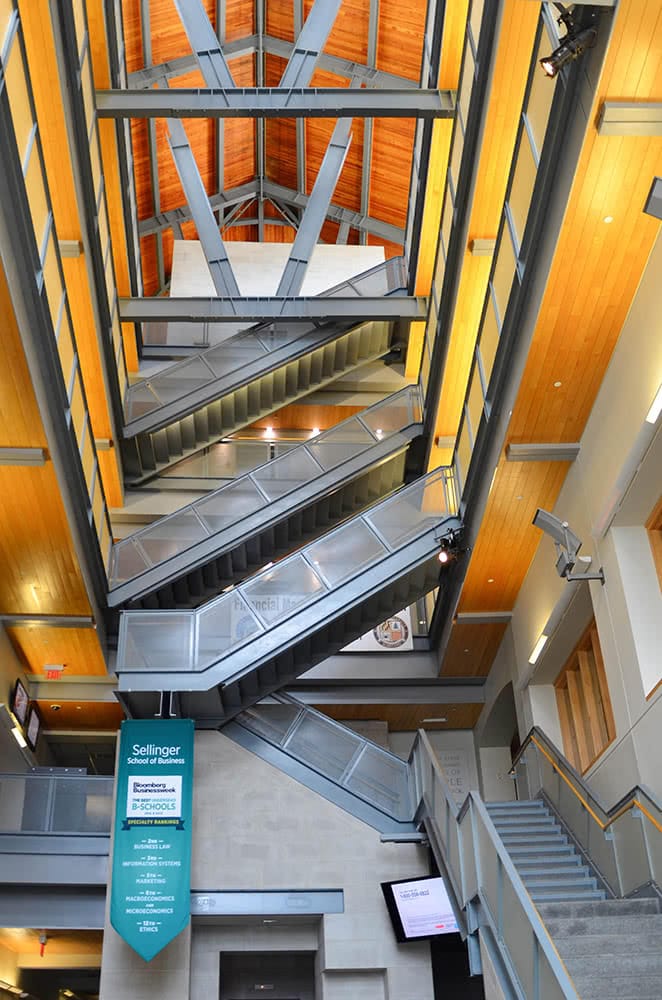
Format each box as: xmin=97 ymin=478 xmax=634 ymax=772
xmin=381 ymin=875 xmax=459 ymax=942
xmin=25 ymin=705 xmax=41 ymax=752
xmin=11 ymin=678 xmax=29 ymax=727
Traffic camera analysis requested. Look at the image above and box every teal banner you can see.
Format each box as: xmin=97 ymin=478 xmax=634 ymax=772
xmin=110 ymin=719 xmax=194 ymax=961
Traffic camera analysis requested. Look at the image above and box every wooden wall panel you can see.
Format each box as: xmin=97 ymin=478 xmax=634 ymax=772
xmin=226 ymin=0 xmax=255 ymax=41
xmin=7 ymin=625 xmax=107 ymax=677
xmin=318 ymin=702 xmax=484 ymax=731
xmin=265 ymin=53 xmax=297 ymax=188
xmin=369 ymin=118 xmax=416 ymax=228
xmin=0 ymin=263 xmax=46 ymax=448
xmin=250 ymin=402 xmax=363 ymax=431
xmin=266 ymin=0 xmax=295 ymax=42
xmin=439 ymin=621 xmax=508 ymax=678
xmin=120 ymin=0 xmax=143 ymax=73
xmin=555 ymin=623 xmax=615 ymax=773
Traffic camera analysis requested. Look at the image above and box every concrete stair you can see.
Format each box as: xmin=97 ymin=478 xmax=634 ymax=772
xmin=487 ymin=802 xmax=662 ymax=998
xmin=537 ymin=898 xmax=662 ymax=999
xmin=486 ymin=800 xmax=607 ymax=905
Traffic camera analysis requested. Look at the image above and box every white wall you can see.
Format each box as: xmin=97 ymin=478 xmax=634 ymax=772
xmin=510 ymin=231 xmax=662 ymax=803
xmin=390 ymin=729 xmax=480 ymax=807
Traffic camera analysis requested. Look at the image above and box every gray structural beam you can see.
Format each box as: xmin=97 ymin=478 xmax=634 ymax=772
xmin=166 ymin=118 xmax=240 ymax=296
xmin=119 ymin=295 xmax=427 ymax=323
xmin=280 ymin=0 xmax=344 ymax=89
xmin=95 ymin=88 xmax=455 ymax=118
xmin=128 ymin=35 xmax=420 ymax=91
xmin=138 ymin=181 xmax=258 ymax=236
xmin=171 ymin=0 xmax=235 ymax=88
xmin=276 ymin=118 xmax=353 ymax=296
xmin=138 ymin=180 xmax=405 ymax=243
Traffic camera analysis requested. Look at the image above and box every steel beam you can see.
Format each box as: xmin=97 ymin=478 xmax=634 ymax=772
xmin=138 ymin=181 xmax=259 ymax=236
xmin=96 ymin=88 xmax=455 ymax=118
xmin=138 ymin=180 xmax=404 ymax=243
xmin=360 ymin=0 xmax=380 ymax=245
xmin=128 ymin=35 xmax=420 ymax=90
xmin=276 ymin=119 xmax=353 ymax=296
xmin=280 ymin=0 xmax=343 ymax=88
xmin=171 ymin=0 xmax=235 ymax=88
xmin=263 ymin=181 xmax=405 ymax=243
xmin=166 ymin=118 xmax=240 ymax=296
xmin=119 ymin=296 xmax=426 ymax=322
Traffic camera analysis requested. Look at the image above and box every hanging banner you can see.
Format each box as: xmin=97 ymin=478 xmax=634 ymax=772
xmin=110 ymin=718 xmax=194 ymax=961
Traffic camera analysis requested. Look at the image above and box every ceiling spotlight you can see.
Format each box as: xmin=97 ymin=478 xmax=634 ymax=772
xmin=539 ymin=8 xmax=597 ymax=78
xmin=438 ymin=549 xmax=450 ymax=564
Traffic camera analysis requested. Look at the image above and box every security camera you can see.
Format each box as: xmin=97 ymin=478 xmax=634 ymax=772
xmin=532 ymin=509 xmax=604 ymax=584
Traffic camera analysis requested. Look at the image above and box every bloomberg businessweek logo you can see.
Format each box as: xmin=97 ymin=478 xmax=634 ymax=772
xmin=123 ymin=740 xmax=187 ymax=830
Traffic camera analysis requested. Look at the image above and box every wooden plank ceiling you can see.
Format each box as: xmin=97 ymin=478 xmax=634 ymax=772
xmin=122 ymin=0 xmax=427 ymax=294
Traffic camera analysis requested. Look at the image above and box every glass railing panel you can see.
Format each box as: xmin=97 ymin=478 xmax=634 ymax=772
xmin=501 ymin=878 xmax=535 ymax=996
xmin=195 ymin=477 xmax=267 ymax=533
xmin=307 ymin=520 xmax=388 ymax=588
xmin=202 ymin=338 xmax=268 ymax=376
xmin=611 ymin=813 xmax=651 ymax=895
xmin=344 ymin=744 xmax=410 ymax=818
xmin=491 ymin=227 xmax=517 ymax=324
xmin=141 ymin=356 xmax=214 ymax=404
xmin=110 ymin=537 xmax=151 ymax=583
xmin=160 ymin=441 xmax=278 ymax=480
xmin=458 ymin=45 xmax=475 ymax=126
xmin=538 ymin=954 xmax=572 ymax=1000
xmin=285 ymin=713 xmax=362 ymax=782
xmin=24 ymin=143 xmax=49 ymax=251
xmin=478 ymin=296 xmax=500 ymax=388
xmin=466 ymin=363 xmax=485 ymax=439
xmin=582 ymin=816 xmax=619 ymax=892
xmin=642 ymin=805 xmax=662 ymax=886
xmin=121 ymin=612 xmax=194 ymax=670
xmin=196 ymin=592 xmax=262 ymax=667
xmin=241 ymin=555 xmax=326 ymax=626
xmin=237 ymin=703 xmax=303 ymax=745
xmin=136 ymin=510 xmax=209 ymax=566
xmin=307 ymin=421 xmax=376 ymax=470
xmin=124 ymin=380 xmax=163 ymax=421
xmin=360 ymin=387 xmax=421 ymax=435
xmin=367 ymin=470 xmax=448 ymax=549
xmin=255 ymin=322 xmax=313 ymax=351
xmin=51 ymin=777 xmax=113 ymax=834
xmin=456 ymin=418 xmax=472 ymax=492
xmin=251 ymin=447 xmax=323 ymax=501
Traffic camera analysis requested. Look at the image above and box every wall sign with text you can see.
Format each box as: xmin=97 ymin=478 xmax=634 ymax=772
xmin=110 ymin=719 xmax=194 ymax=961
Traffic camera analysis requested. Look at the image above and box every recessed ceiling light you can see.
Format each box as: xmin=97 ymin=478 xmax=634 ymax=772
xmin=311 ymin=427 xmax=320 ymax=436
xmin=553 ymin=381 xmax=562 ymax=388
xmin=487 ymin=577 xmax=494 ymax=583
xmin=603 ymin=215 xmax=614 ymax=223
xmin=422 ymin=717 xmax=447 ymax=723
xmin=515 ymin=494 xmax=524 ymax=500
xmin=463 ymin=648 xmax=470 ymax=653
xmin=645 ymin=383 xmax=662 ymax=424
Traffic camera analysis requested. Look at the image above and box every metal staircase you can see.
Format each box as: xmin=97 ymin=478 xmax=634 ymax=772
xmin=122 ymin=318 xmax=393 ymax=484
xmin=109 ymin=386 xmax=422 ymax=609
xmin=115 ymin=467 xmax=460 ymax=721
xmin=486 ymin=800 xmax=607 ymax=904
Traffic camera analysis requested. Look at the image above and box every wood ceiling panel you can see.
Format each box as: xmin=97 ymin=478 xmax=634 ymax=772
xmin=321 ymin=220 xmax=360 ymax=245
xmin=251 ymin=402 xmax=363 ymax=431
xmin=0 ymin=264 xmax=46 ymax=448
xmin=148 ymin=0 xmax=215 ymax=66
xmin=266 ymin=0 xmax=295 ymax=42
xmin=0 ymin=928 xmax=102 ymax=959
xmin=120 ymin=0 xmax=143 ymax=73
xmin=439 ymin=621 xmax=508 ymax=678
xmin=0 ymin=466 xmax=93 ymax=616
xmin=369 ymin=118 xmax=416 ymax=228
xmin=459 ymin=459 xmax=570 ymax=613
xmin=36 ymin=700 xmax=124 ymax=730
xmin=265 ymin=52 xmax=297 ymax=188
xmin=305 ymin=115 xmax=364 ymax=210
xmin=367 ymin=234 xmax=403 ymax=259
xmin=318 ymin=702 xmax=484 ymax=731
xmin=139 ymin=234 xmax=159 ymax=295
xmin=323 ymin=0 xmax=369 ymax=66
xmin=377 ymin=0 xmax=424 ymax=81
xmin=226 ymin=0 xmax=255 ymax=42
xmin=224 ymin=53 xmax=257 ymax=186
xmin=7 ymin=625 xmax=106 ymax=677
xmin=131 ymin=118 xmax=155 ymax=219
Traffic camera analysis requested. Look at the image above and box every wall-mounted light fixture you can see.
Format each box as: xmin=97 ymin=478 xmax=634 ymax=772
xmin=539 ymin=6 xmax=597 ymax=78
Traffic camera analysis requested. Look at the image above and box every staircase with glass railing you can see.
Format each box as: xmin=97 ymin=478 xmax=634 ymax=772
xmin=108 ymin=386 xmax=423 ymax=610
xmin=122 ymin=258 xmax=408 ymax=485
xmin=115 ymin=466 xmax=461 ymax=721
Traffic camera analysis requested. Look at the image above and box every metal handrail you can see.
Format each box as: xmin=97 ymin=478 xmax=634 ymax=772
xmin=409 ymin=731 xmax=580 ymax=999
xmin=511 ymin=726 xmax=662 ymax=834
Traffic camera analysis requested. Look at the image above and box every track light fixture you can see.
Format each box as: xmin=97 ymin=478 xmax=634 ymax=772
xmin=539 ymin=6 xmax=597 ymax=78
